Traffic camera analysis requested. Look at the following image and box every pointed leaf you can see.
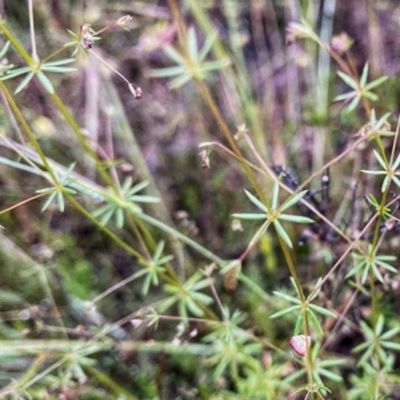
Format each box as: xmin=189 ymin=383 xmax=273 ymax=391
xmin=149 ymin=65 xmax=186 ymax=78
xmin=231 ymin=213 xmax=266 ymax=220
xmin=279 ymin=214 xmax=314 ymax=224
xmin=0 ymin=41 xmax=10 ymax=60
xmin=373 ymin=149 xmax=387 ymax=170
xmin=333 ymin=92 xmax=355 ymax=102
xmin=281 ymin=190 xmax=309 ymax=211
xmin=199 ymin=31 xmax=217 ymax=62
xmin=363 ymin=92 xmax=378 ymax=101
xmin=347 ymin=95 xmax=361 ymax=112
xmin=41 ymin=191 xmax=57 ymax=211
xmin=169 ymin=74 xmax=192 ymax=89
xmin=41 ymin=66 xmax=77 ymax=73
xmin=56 ymin=191 xmax=65 ymax=212
xmin=42 ymin=58 xmax=76 ymax=66
xmin=272 ymin=291 xmax=301 ymax=304
xmin=187 ymin=27 xmax=198 ymax=61
xmin=37 ymin=71 xmax=54 ymax=93
xmin=381 ymin=341 xmax=400 ymax=351
xmin=153 ymin=241 xmax=165 ymax=263
xmin=163 ymin=45 xmax=185 ymax=65
xmin=294 ymin=313 xmax=304 ymax=335
xmin=392 ymin=154 xmax=400 ymax=170
xmin=309 ymin=304 xmax=337 ymax=319
xmin=269 ymin=304 xmax=300 ymax=319
xmin=244 ymin=189 xmax=268 ymax=212
xmin=271 ymin=180 xmax=279 ymax=209
xmin=364 ymin=75 xmax=387 ymax=90
xmin=337 ymin=71 xmax=357 ymax=89
xmin=307 ymin=309 xmax=324 ymax=336
xmin=360 ymin=63 xmax=369 ymax=86
xmin=15 ymin=72 xmax=34 ymax=94
xmin=273 ymin=220 xmax=293 ymax=248
xmin=375 ymin=314 xmax=385 ymax=336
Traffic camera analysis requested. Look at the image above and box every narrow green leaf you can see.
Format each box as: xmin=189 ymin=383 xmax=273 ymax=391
xmin=187 ymin=27 xmax=198 ymax=61
xmin=128 ymin=180 xmax=149 ymax=194
xmin=115 ymin=208 xmax=124 ymax=228
xmin=360 ymin=169 xmax=386 ymax=175
xmin=0 ymin=66 xmax=31 ymax=81
xmin=153 ymin=241 xmax=165 ymax=263
xmin=381 ymin=341 xmax=400 ymax=351
xmin=279 ymin=214 xmax=314 ymax=224
xmin=375 ymin=315 xmax=385 ymax=336
xmin=361 ymin=263 xmax=370 ymax=284
xmin=244 ymin=189 xmax=268 ymax=212
xmin=273 ymin=220 xmax=293 ymax=248
xmin=37 ymin=71 xmax=54 ymax=93
xmin=281 ymin=190 xmax=309 ymax=211
xmin=271 ymin=180 xmax=279 ymax=209
xmin=392 ymin=154 xmax=400 ymax=170
xmin=307 ymin=309 xmax=324 ymax=336
xmin=333 ymin=92 xmax=355 ymax=102
xmin=373 ymin=149 xmax=387 ymax=170
xmin=163 ymin=45 xmax=185 ymax=65
xmin=380 ymin=327 xmax=400 ymax=341
xmin=364 ymin=75 xmax=387 ymax=90
xmin=309 ymin=304 xmax=337 ymax=319
xmin=56 ymin=191 xmax=65 ymax=212
xmin=392 ymin=175 xmax=400 ymax=189
xmin=371 ymin=262 xmax=384 ymax=282
xmin=149 ymin=65 xmax=186 ymax=78
xmin=40 ymin=66 xmax=77 ymax=73
xmin=269 ymin=304 xmax=300 ymax=319
xmin=360 ymin=63 xmax=369 ymax=86
xmin=185 ymin=297 xmax=204 ymax=317
xmin=199 ymin=31 xmax=217 ymax=62
xmin=294 ymin=313 xmax=304 ymax=335
xmin=376 ymin=260 xmax=397 ymax=273
xmin=363 ymin=92 xmax=378 ymax=102
xmin=272 ymin=291 xmax=301 ymax=304
xmin=141 ymin=273 xmax=152 ymax=296
xmin=42 ymin=58 xmax=76 ymax=66
xmin=169 ymin=74 xmax=192 ymax=89
xmin=375 ymin=112 xmax=391 ymax=130
xmin=201 ymin=59 xmax=230 ymax=72
xmin=130 ymin=195 xmax=160 ymax=203
xmin=191 ymin=291 xmax=213 ymax=305
xmin=318 ymin=368 xmax=343 ymax=382
xmin=231 ymin=213 xmax=266 ymax=220
xmin=337 ymin=71 xmax=357 ymax=89
xmin=41 ymin=191 xmax=57 ymax=211
xmin=0 ymin=41 xmax=10 ymax=60
xmin=347 ymin=95 xmax=361 ymax=112
xmin=14 ymin=72 xmax=34 ymax=94
xmin=99 ymin=207 xmax=115 ymax=226
xmin=352 ymin=342 xmax=369 ymax=353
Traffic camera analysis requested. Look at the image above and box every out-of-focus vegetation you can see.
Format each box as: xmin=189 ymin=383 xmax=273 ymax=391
xmin=1 ymin=0 xmax=400 ymax=398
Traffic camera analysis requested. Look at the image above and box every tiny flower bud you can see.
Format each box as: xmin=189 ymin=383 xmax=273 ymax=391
xmin=129 ymin=83 xmax=143 ymax=99
xmin=81 ymin=24 xmax=94 ymax=50
xmin=117 ymin=15 xmax=133 ymax=27
xmin=289 ymin=335 xmax=311 ymax=356
xmin=331 ymin=33 xmax=353 ymax=54
xmin=199 ymin=150 xmax=211 ymax=169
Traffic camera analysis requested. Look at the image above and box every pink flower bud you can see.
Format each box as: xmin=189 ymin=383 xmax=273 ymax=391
xmin=289 ymin=335 xmax=311 ymax=356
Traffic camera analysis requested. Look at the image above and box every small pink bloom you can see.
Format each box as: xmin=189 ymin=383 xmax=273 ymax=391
xmin=289 ymin=335 xmax=311 ymax=356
